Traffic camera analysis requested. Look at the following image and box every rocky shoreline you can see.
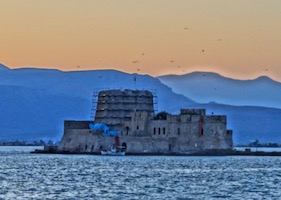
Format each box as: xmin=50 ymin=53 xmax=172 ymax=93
xmin=31 ymin=147 xmax=281 ymax=156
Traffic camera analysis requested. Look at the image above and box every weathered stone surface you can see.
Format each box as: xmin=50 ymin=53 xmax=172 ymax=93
xmin=58 ymin=89 xmax=233 ymax=154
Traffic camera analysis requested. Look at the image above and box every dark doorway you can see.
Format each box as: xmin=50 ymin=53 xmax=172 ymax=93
xmin=122 ymin=142 xmax=127 ymax=151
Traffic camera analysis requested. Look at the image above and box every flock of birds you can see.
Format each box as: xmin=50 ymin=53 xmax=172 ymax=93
xmin=128 ymin=26 xmax=225 ymax=74
xmin=75 ymin=26 xmax=269 ymax=76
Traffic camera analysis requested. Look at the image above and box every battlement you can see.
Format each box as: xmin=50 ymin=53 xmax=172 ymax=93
xmin=180 ymin=109 xmax=206 ymax=116
xmin=59 ymin=89 xmax=233 ymax=154
xmin=64 ymin=120 xmax=91 ymax=130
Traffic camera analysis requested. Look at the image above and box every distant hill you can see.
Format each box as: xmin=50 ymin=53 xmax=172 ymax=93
xmin=0 ymin=67 xmax=194 ymax=142
xmin=158 ymin=72 xmax=281 ymax=109
xmin=0 ymin=67 xmax=281 ymax=144
xmin=0 ymin=63 xmax=9 ymax=71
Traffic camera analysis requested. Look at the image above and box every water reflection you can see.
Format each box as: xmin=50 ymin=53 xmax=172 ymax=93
xmin=0 ymin=147 xmax=280 ymax=199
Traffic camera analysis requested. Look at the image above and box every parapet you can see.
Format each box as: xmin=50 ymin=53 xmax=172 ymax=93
xmin=204 ymin=115 xmax=227 ymax=123
xmin=64 ymin=120 xmax=92 ymax=130
xmin=180 ymin=109 xmax=206 ymax=116
xmin=99 ymin=89 xmax=153 ymax=98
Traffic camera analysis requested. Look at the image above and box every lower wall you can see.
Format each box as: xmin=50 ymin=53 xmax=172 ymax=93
xmin=58 ymin=128 xmax=233 ymax=154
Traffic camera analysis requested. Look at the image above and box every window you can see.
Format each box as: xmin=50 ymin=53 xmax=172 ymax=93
xmin=200 ymin=128 xmax=204 ymax=136
xmin=137 ymin=125 xmax=139 ymax=130
xmin=158 ymin=127 xmax=161 ymax=135
xmin=178 ymin=128 xmax=180 ymax=135
xmin=163 ymin=127 xmax=166 ymax=135
xmin=153 ymin=127 xmax=156 ymax=135
xmin=126 ymin=126 xmax=129 ymax=135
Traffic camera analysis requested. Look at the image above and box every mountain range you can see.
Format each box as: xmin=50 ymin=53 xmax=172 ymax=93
xmin=0 ymin=63 xmax=280 ymax=144
xmin=158 ymin=72 xmax=281 ymax=109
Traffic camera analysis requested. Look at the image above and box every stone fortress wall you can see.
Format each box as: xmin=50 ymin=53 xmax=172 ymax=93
xmin=58 ymin=89 xmax=233 ymax=154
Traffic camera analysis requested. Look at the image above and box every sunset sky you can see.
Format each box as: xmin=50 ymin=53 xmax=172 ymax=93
xmin=1 ymin=0 xmax=281 ymax=80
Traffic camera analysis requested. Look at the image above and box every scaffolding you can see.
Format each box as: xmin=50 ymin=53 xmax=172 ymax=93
xmin=90 ymin=88 xmax=158 ymax=119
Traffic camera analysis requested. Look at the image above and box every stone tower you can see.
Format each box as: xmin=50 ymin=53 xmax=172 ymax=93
xmin=94 ymin=89 xmax=154 ymax=128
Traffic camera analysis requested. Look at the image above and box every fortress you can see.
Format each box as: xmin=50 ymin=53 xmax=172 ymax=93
xmin=57 ymin=89 xmax=233 ymax=154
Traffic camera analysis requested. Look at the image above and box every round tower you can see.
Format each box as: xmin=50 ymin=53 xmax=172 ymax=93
xmin=94 ymin=89 xmax=154 ymax=127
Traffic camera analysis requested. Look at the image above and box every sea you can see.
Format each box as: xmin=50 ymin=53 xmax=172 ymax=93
xmin=0 ymin=146 xmax=281 ymax=200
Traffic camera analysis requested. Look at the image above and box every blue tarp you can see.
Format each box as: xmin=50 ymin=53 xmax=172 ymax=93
xmin=89 ymin=123 xmax=118 ymax=137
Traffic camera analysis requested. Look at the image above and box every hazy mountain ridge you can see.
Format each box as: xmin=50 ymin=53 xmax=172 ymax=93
xmin=0 ymin=66 xmax=195 ymax=141
xmin=0 ymin=66 xmax=280 ymax=144
xmin=158 ymin=72 xmax=281 ymax=109
xmin=0 ymin=63 xmax=10 ymax=71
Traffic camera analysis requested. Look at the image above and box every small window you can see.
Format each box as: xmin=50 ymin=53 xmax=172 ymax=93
xmin=126 ymin=126 xmax=129 ymax=135
xmin=153 ymin=127 xmax=156 ymax=135
xmin=158 ymin=127 xmax=161 ymax=135
xmin=85 ymin=145 xmax=88 ymax=150
xmin=199 ymin=123 xmax=203 ymax=137
xmin=137 ymin=126 xmax=139 ymax=130
xmin=163 ymin=127 xmax=166 ymax=135
xmin=178 ymin=128 xmax=180 ymax=135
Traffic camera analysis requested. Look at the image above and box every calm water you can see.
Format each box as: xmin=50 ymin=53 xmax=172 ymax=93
xmin=0 ymin=147 xmax=281 ymax=199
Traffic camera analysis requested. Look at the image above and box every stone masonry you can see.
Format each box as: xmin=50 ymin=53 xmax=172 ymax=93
xmin=58 ymin=89 xmax=233 ymax=154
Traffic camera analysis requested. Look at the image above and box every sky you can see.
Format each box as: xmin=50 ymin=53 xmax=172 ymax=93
xmin=1 ymin=0 xmax=281 ymax=81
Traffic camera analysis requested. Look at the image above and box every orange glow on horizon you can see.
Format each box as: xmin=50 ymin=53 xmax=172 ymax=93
xmin=1 ymin=0 xmax=281 ymax=81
